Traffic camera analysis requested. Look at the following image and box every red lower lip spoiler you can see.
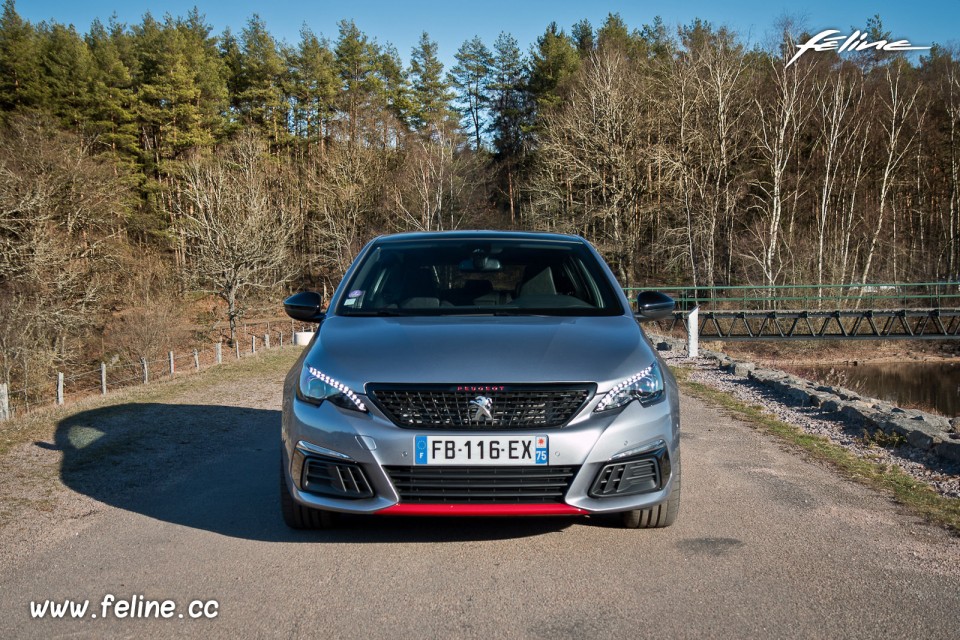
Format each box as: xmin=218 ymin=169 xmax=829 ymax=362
xmin=378 ymin=504 xmax=588 ymax=517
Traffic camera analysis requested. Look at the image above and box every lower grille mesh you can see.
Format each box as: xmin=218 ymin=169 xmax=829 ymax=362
xmin=385 ymin=465 xmax=579 ymax=503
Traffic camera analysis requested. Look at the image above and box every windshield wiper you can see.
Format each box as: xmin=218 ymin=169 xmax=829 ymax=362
xmin=492 ymin=309 xmax=543 ymax=316
xmin=342 ymin=309 xmax=406 ymax=316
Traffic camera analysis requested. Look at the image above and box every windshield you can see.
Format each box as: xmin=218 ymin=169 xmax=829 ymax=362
xmin=336 ymin=238 xmax=624 ymax=317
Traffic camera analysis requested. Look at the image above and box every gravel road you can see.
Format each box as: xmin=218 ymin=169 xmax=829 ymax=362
xmin=0 ymin=349 xmax=958 ymax=639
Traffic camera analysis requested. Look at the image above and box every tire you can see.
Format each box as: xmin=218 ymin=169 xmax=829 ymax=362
xmin=621 ymin=457 xmax=681 ymax=529
xmin=280 ymin=458 xmax=337 ymax=529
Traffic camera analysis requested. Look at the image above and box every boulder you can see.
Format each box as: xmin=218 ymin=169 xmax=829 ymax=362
xmin=934 ymin=440 xmax=960 ymax=462
xmin=732 ymin=361 xmax=755 ymax=377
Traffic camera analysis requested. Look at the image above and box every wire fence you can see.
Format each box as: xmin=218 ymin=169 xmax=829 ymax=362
xmin=0 ymin=318 xmax=316 ymax=422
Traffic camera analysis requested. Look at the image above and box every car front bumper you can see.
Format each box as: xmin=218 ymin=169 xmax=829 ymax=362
xmin=282 ymin=392 xmax=680 ymax=516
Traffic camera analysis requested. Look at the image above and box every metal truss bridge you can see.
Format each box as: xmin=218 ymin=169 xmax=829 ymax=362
xmin=656 ymin=308 xmax=960 ymax=341
xmin=627 ymin=282 xmax=960 ymax=341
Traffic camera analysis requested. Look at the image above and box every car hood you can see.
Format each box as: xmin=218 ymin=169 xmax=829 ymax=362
xmin=306 ymin=315 xmax=656 ymax=392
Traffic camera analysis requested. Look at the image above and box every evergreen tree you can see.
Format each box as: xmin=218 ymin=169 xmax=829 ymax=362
xmin=289 ymin=26 xmax=337 ymax=146
xmin=488 ymin=32 xmax=528 ymax=220
xmin=449 ymin=36 xmax=493 ymax=151
xmin=35 ymin=22 xmax=92 ymax=127
xmin=233 ymin=15 xmax=286 ymax=143
xmin=218 ymin=26 xmax=243 ymax=128
xmin=376 ymin=43 xmax=412 ymax=134
xmin=489 ymin=32 xmax=526 ymax=158
xmin=527 ymin=23 xmax=579 ymax=113
xmin=133 ymin=14 xmax=222 ymax=175
xmin=636 ymin=16 xmax=674 ymax=61
xmin=178 ymin=8 xmax=228 ymax=142
xmin=571 ymin=19 xmax=594 ymax=57
xmin=334 ymin=19 xmax=380 ymax=144
xmin=85 ymin=18 xmax=138 ymax=162
xmin=0 ymin=0 xmax=39 ymax=112
xmin=596 ymin=13 xmax=634 ymax=54
xmin=408 ymin=31 xmax=453 ymax=134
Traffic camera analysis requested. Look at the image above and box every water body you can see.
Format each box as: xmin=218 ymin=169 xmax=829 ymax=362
xmin=796 ymin=362 xmax=960 ymax=417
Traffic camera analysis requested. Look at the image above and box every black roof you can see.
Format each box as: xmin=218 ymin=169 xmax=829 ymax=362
xmin=372 ymin=230 xmax=585 ymax=244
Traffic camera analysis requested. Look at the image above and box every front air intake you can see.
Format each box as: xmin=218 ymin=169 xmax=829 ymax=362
xmin=589 ymin=448 xmax=670 ymax=497
xmin=302 ymin=457 xmax=374 ymax=499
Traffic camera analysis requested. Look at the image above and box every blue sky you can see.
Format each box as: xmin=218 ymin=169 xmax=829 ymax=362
xmin=17 ymin=0 xmax=959 ymax=67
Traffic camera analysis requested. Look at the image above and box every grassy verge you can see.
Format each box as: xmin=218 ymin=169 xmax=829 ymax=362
xmin=671 ymin=366 xmax=960 ymax=534
xmin=0 ymin=347 xmax=301 ymax=458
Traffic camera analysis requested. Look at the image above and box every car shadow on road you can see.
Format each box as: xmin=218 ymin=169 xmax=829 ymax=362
xmin=49 ymin=402 xmax=574 ymax=543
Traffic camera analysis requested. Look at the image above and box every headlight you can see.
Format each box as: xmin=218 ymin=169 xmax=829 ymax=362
xmin=298 ymin=365 xmax=367 ymax=412
xmin=595 ymin=362 xmax=664 ymax=412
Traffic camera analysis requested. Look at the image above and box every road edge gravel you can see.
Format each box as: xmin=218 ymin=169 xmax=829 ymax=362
xmin=653 ymin=335 xmax=960 ymax=504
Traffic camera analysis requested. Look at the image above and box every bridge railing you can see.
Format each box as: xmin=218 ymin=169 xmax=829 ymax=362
xmin=625 ymin=282 xmax=960 ymax=312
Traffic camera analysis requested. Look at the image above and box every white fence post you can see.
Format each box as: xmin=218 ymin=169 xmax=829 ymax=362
xmin=142 ymin=357 xmax=149 ymax=384
xmin=215 ymin=342 xmax=222 ymax=365
xmin=56 ymin=372 xmax=64 ymax=406
xmin=264 ymin=333 xmax=270 ymax=349
xmin=251 ymin=336 xmax=257 ymax=354
xmin=0 ymin=383 xmax=9 ymax=421
xmin=100 ymin=363 xmax=107 ymax=395
xmin=235 ymin=342 xmax=240 ymax=360
xmin=279 ymin=332 xmax=283 ymax=347
xmin=687 ymin=305 xmax=700 ymax=359
xmin=169 ymin=351 xmax=175 ymax=378
xmin=193 ymin=349 xmax=200 ymax=370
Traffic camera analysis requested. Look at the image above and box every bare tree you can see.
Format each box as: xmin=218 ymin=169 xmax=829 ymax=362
xmin=750 ymin=34 xmax=817 ymax=289
xmin=659 ymin=27 xmax=750 ymax=289
xmin=392 ymin=125 xmax=480 ymax=233
xmin=172 ymin=134 xmax=295 ymax=342
xmin=657 ymin=43 xmax=703 ymax=288
xmin=944 ymin=52 xmax=960 ymax=283
xmin=529 ymin=49 xmax=651 ymax=284
xmin=859 ymin=63 xmax=923 ymax=285
xmin=0 ymin=117 xmax=124 ymax=394
xmin=306 ymin=142 xmax=387 ymax=283
xmin=811 ymin=65 xmax=863 ymax=300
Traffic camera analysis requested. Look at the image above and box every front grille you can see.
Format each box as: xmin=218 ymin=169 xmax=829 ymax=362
xmin=368 ymin=384 xmax=594 ymax=429
xmin=385 ymin=465 xmax=579 ymax=503
xmin=302 ymin=457 xmax=374 ymax=499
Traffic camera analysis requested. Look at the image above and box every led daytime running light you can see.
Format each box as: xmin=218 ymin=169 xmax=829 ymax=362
xmin=305 ymin=365 xmax=367 ymax=412
xmin=595 ymin=363 xmax=661 ymax=412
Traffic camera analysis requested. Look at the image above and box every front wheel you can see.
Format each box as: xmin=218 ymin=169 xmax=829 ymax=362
xmin=621 ymin=458 xmax=681 ymax=529
xmin=280 ymin=458 xmax=337 ymax=529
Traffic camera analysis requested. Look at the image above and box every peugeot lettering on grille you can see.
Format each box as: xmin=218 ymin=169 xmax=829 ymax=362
xmin=469 ymin=396 xmax=494 ymax=423
xmin=280 ymin=231 xmax=681 ymax=530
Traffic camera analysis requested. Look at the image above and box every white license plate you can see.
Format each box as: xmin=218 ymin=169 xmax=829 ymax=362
xmin=414 ymin=435 xmax=548 ymax=465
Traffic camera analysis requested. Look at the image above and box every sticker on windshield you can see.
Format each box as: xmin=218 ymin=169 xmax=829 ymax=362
xmin=343 ymin=298 xmax=357 ymax=306
xmin=348 ymin=289 xmax=364 ymax=298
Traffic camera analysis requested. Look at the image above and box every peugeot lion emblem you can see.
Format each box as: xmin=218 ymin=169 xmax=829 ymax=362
xmin=469 ymin=396 xmax=494 ymax=422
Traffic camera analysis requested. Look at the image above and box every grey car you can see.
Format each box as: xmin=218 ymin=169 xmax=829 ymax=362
xmin=280 ymin=231 xmax=680 ymax=529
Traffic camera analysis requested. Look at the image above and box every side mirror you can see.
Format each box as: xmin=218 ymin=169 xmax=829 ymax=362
xmin=284 ymin=291 xmax=326 ymax=323
xmin=636 ymin=291 xmax=675 ymax=322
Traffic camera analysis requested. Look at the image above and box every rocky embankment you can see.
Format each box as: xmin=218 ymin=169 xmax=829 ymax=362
xmin=656 ymin=336 xmax=960 ymax=500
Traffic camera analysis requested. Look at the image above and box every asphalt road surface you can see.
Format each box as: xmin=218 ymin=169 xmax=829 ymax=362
xmin=1 ymin=358 xmax=958 ymax=639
